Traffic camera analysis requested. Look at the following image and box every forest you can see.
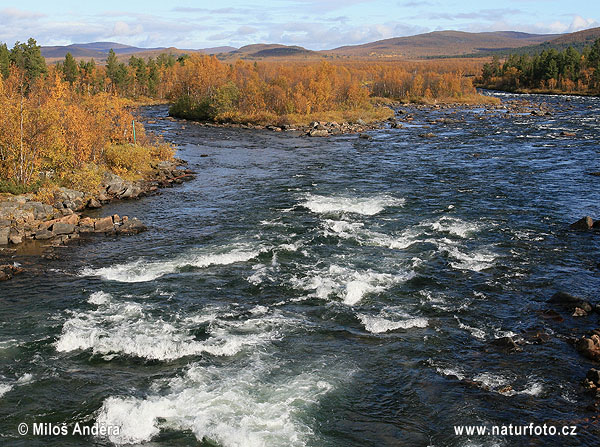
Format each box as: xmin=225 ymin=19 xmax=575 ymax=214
xmin=0 ymin=37 xmax=495 ymax=192
xmin=0 ymin=39 xmax=172 ymax=195
xmin=477 ymin=38 xmax=600 ymax=94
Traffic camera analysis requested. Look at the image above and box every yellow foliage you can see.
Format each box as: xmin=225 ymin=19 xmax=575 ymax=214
xmin=0 ymin=66 xmax=170 ymax=189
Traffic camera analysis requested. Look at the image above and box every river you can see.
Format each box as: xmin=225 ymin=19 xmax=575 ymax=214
xmin=1 ymin=91 xmax=600 ymax=446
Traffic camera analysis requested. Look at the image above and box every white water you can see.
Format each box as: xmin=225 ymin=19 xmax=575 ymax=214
xmin=290 ymin=264 xmax=414 ymax=305
xmin=97 ymin=355 xmax=351 ymax=446
xmin=80 ymin=243 xmax=265 ymax=283
xmin=358 ymin=313 xmax=428 ymax=333
xmin=56 ymin=292 xmax=285 ymax=361
xmin=301 ymin=194 xmax=404 ymax=216
xmin=0 ymin=383 xmax=12 ymax=398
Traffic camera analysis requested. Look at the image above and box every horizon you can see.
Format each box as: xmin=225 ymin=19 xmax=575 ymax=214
xmin=0 ymin=1 xmax=598 ymax=51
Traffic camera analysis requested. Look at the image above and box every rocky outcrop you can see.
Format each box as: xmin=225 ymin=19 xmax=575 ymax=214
xmin=0 ymin=264 xmax=24 ymax=281
xmin=0 ymin=160 xmax=192 ymax=261
xmin=305 ymin=120 xmax=380 ymax=137
xmin=576 ymin=331 xmax=600 ymax=362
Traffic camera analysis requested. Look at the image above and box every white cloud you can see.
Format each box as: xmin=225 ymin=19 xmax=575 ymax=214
xmin=113 ymin=21 xmax=144 ymax=36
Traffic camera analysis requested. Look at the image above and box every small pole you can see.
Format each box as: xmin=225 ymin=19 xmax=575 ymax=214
xmin=132 ymin=119 xmax=136 ymax=145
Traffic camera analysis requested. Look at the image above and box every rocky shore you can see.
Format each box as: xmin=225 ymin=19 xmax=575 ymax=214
xmin=0 ymin=159 xmax=195 ymax=280
xmin=160 ymin=97 xmax=559 ymax=139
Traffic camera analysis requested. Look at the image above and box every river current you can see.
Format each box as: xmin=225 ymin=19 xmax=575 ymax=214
xmin=1 ymin=91 xmax=600 ymax=446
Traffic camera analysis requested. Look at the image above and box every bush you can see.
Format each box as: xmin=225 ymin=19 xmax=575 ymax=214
xmin=104 ymin=144 xmax=153 ymax=178
xmin=0 ymin=179 xmax=42 ymax=195
xmin=61 ymin=164 xmax=104 ymax=194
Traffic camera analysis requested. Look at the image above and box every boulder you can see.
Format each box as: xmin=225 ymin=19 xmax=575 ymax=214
xmin=576 ymin=334 xmax=600 ymax=361
xmin=418 ymin=132 xmax=436 ymax=138
xmin=51 ymin=222 xmax=76 ymax=235
xmin=569 ymin=216 xmax=593 ymax=230
xmin=549 ymin=291 xmax=593 ymax=313
xmin=87 ymin=198 xmax=102 ymax=209
xmin=78 ymin=217 xmax=95 ymax=233
xmin=308 ymin=129 xmax=329 ymax=137
xmin=94 ymin=216 xmax=115 ymax=233
xmin=0 ymin=227 xmax=9 ymax=245
xmin=9 ymin=233 xmax=22 ymax=245
xmin=359 ymin=133 xmax=371 ymax=140
xmin=116 ymin=217 xmax=147 ymax=234
xmin=60 ymin=214 xmax=79 ymax=226
xmin=35 ymin=229 xmax=53 ymax=240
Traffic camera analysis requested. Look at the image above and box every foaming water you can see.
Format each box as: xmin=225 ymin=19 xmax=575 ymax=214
xmin=56 ymin=292 xmax=283 ymax=360
xmin=97 ymin=355 xmax=351 ymax=446
xmin=358 ymin=313 xmax=428 ymax=333
xmin=0 ymin=383 xmax=12 ymax=398
xmin=81 ymin=243 xmax=265 ymax=282
xmin=300 ymin=194 xmax=404 ymax=216
xmin=290 ymin=264 xmax=414 ymax=305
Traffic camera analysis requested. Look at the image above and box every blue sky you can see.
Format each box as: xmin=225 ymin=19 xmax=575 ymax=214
xmin=0 ymin=1 xmax=598 ymax=50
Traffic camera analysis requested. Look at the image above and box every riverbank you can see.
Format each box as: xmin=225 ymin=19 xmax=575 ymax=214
xmin=0 ymin=159 xmax=195 ymax=279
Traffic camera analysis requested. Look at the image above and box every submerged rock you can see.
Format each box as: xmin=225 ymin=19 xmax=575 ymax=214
xmin=0 ymin=264 xmax=24 ymax=281
xmin=549 ymin=291 xmax=593 ymax=313
xmin=490 ymin=336 xmax=521 ymax=352
xmin=569 ymin=216 xmax=593 ymax=230
xmin=576 ymin=333 xmax=600 ymax=361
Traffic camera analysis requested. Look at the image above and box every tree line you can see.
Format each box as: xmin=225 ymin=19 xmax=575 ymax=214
xmin=477 ymin=38 xmax=600 ymax=93
xmin=0 ymin=39 xmax=171 ymax=192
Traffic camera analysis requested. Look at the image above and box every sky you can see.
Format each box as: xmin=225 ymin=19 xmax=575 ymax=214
xmin=0 ymin=1 xmax=599 ymax=50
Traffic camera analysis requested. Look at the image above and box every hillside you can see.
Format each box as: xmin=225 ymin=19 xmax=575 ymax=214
xmin=225 ymin=44 xmax=316 ymax=59
xmin=458 ymin=27 xmax=600 ymax=58
xmin=41 ymin=42 xmax=236 ymax=64
xmin=327 ymin=30 xmax=557 ymax=58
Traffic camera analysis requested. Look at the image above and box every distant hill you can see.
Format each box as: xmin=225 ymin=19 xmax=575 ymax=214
xmin=450 ymin=27 xmax=600 ymax=58
xmin=39 ymin=27 xmax=600 ymax=64
xmin=327 ymin=30 xmax=558 ymax=58
xmin=41 ymin=42 xmax=237 ymax=64
xmin=228 ymin=44 xmax=316 ymax=58
xmin=327 ymin=31 xmax=557 ymax=59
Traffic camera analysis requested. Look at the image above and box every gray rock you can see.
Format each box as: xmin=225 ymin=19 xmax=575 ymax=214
xmin=52 ymin=222 xmax=76 ymax=235
xmin=0 ymin=227 xmax=9 ymax=245
xmin=117 ymin=217 xmax=147 ymax=234
xmin=308 ymin=129 xmax=329 ymax=137
xmin=35 ymin=229 xmax=53 ymax=240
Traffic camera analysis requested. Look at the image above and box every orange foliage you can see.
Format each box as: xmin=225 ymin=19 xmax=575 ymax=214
xmin=0 ymin=66 xmax=158 ymax=187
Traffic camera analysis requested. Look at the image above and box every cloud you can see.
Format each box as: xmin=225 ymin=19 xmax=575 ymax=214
xmin=460 ymin=14 xmax=599 ymax=35
xmin=113 ymin=21 xmax=143 ymax=36
xmin=567 ymin=15 xmax=599 ymax=32
xmin=0 ymin=8 xmax=45 ymax=20
xmin=425 ymin=9 xmax=523 ymax=22
xmin=238 ymin=26 xmax=259 ymax=35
